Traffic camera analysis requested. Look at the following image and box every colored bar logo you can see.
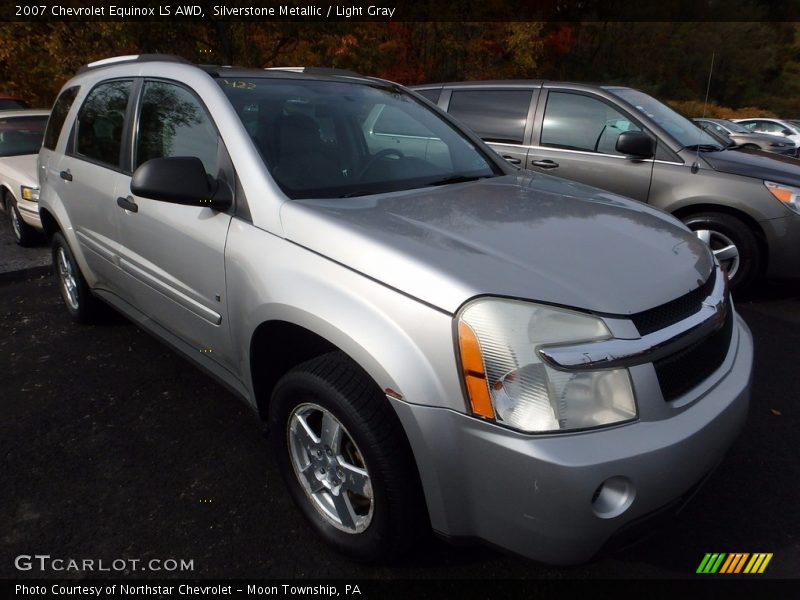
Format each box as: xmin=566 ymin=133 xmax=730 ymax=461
xmin=696 ymin=552 xmax=773 ymax=574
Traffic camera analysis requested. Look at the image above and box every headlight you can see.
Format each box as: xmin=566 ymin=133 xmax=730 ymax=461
xmin=20 ymin=185 xmax=39 ymax=202
xmin=457 ymin=298 xmax=637 ymax=433
xmin=764 ymin=180 xmax=800 ymax=214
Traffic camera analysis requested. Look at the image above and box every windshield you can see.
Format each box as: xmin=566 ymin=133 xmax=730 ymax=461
xmin=609 ymin=88 xmax=722 ymax=149
xmin=0 ymin=115 xmax=47 ymax=157
xmin=218 ymin=77 xmax=498 ymax=199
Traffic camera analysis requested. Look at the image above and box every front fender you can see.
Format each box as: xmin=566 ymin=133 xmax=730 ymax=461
xmin=224 ymin=218 xmax=467 ymax=414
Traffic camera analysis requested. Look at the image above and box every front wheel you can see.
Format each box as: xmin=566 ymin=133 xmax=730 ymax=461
xmin=8 ymin=195 xmax=39 ymax=246
xmin=682 ymin=212 xmax=762 ymax=291
xmin=269 ymin=352 xmax=428 ymax=562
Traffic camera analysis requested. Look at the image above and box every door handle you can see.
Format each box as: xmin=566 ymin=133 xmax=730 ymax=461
xmin=531 ymin=159 xmax=559 ymax=169
xmin=501 ymin=155 xmax=522 ymax=165
xmin=59 ymin=170 xmax=73 ymax=181
xmin=117 ymin=196 xmax=138 ymax=213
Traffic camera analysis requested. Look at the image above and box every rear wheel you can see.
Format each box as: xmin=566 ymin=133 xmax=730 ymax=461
xmin=682 ymin=211 xmax=761 ymax=291
xmin=269 ymin=351 xmax=428 ymax=562
xmin=51 ymin=232 xmax=103 ymax=323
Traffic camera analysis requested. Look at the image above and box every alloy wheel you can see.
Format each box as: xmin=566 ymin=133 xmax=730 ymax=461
xmin=694 ymin=228 xmax=740 ymax=280
xmin=287 ymin=403 xmax=374 ymax=534
xmin=57 ymin=246 xmax=80 ymax=311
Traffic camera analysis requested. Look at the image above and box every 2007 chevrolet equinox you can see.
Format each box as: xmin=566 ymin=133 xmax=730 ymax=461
xmin=37 ymin=55 xmax=752 ymax=564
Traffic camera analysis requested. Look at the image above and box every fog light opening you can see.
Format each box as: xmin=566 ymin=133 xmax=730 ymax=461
xmin=591 ymin=476 xmax=635 ymax=519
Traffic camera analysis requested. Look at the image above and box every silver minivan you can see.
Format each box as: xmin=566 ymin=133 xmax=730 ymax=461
xmin=37 ymin=56 xmax=752 ymax=565
xmin=413 ymin=81 xmax=800 ymax=290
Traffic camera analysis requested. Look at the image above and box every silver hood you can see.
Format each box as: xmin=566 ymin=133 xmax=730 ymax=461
xmin=280 ymin=174 xmax=714 ymax=315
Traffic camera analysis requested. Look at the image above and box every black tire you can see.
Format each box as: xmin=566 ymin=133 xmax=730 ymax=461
xmin=51 ymin=232 xmax=103 ymax=323
xmin=269 ymin=351 xmax=428 ymax=562
xmin=682 ymin=212 xmax=762 ymax=291
xmin=8 ymin=195 xmax=39 ymax=247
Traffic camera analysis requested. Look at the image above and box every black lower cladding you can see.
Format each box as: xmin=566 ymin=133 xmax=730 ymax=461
xmin=654 ymin=304 xmax=734 ymax=402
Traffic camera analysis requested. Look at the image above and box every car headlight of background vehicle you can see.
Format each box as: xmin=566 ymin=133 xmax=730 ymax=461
xmin=457 ymin=298 xmax=637 ymax=433
xmin=20 ymin=185 xmax=39 ymax=202
xmin=764 ymin=180 xmax=800 ymax=214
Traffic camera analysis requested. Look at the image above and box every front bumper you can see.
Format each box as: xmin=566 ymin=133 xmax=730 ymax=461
xmin=761 ymin=212 xmax=800 ymax=279
xmin=392 ymin=314 xmax=752 ymax=565
xmin=16 ymin=197 xmax=42 ymax=230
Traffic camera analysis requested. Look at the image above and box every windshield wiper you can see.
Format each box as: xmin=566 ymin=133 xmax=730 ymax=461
xmin=681 ymin=144 xmax=723 ymax=152
xmin=427 ymin=174 xmax=493 ymax=186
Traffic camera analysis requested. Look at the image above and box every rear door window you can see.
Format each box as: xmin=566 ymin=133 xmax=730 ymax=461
xmin=74 ymin=80 xmax=133 ymax=168
xmin=448 ymin=90 xmax=532 ymax=144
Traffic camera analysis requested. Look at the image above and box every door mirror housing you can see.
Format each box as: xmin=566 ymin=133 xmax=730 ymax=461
xmin=131 ymin=157 xmax=232 ymax=210
xmin=782 ymin=128 xmax=793 ymax=136
xmin=616 ymin=131 xmax=655 ymax=158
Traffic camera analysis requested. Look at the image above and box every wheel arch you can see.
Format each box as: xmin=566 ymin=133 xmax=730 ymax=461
xmin=0 ymin=184 xmax=11 ymax=209
xmin=39 ymin=206 xmax=62 ymax=240
xmin=249 ymin=319 xmax=340 ymax=421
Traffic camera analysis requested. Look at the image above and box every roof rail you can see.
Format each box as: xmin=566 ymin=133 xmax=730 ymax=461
xmin=77 ymin=54 xmax=192 ymax=74
xmin=265 ymin=66 xmax=363 ymax=77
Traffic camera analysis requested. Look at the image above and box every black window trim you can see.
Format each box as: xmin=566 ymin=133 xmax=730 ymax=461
xmin=66 ymin=77 xmax=137 ymax=174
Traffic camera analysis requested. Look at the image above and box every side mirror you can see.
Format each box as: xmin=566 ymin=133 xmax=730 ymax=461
xmin=131 ymin=157 xmax=232 ymax=209
xmin=615 ymin=131 xmax=655 ymax=159
xmin=782 ymin=128 xmax=793 ymax=136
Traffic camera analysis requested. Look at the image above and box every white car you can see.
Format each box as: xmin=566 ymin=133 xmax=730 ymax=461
xmin=733 ymin=117 xmax=800 ymax=147
xmin=0 ymin=109 xmax=49 ymax=245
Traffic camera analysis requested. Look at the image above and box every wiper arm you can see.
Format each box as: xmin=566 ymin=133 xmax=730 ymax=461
xmin=427 ymin=174 xmax=493 ymax=186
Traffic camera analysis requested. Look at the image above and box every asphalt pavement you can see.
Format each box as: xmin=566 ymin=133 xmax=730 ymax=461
xmin=1 ymin=260 xmax=798 ymax=580
xmin=0 ymin=209 xmax=49 ymax=275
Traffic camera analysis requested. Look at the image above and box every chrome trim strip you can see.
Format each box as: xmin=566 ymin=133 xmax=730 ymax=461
xmin=538 ymin=267 xmax=728 ymax=371
xmin=486 ymin=142 xmax=686 ymax=165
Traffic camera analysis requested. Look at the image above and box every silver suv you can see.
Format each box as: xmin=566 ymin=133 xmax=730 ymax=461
xmin=38 ymin=56 xmax=752 ymax=565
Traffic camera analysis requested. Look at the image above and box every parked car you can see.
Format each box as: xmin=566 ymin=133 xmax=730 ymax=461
xmin=0 ymin=109 xmax=49 ymax=245
xmin=732 ymin=117 xmax=800 ymax=147
xmin=38 ymin=56 xmax=752 ymax=565
xmin=694 ymin=117 xmax=798 ymax=156
xmin=0 ymin=95 xmax=28 ymax=111
xmin=413 ymin=81 xmax=800 ymax=290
